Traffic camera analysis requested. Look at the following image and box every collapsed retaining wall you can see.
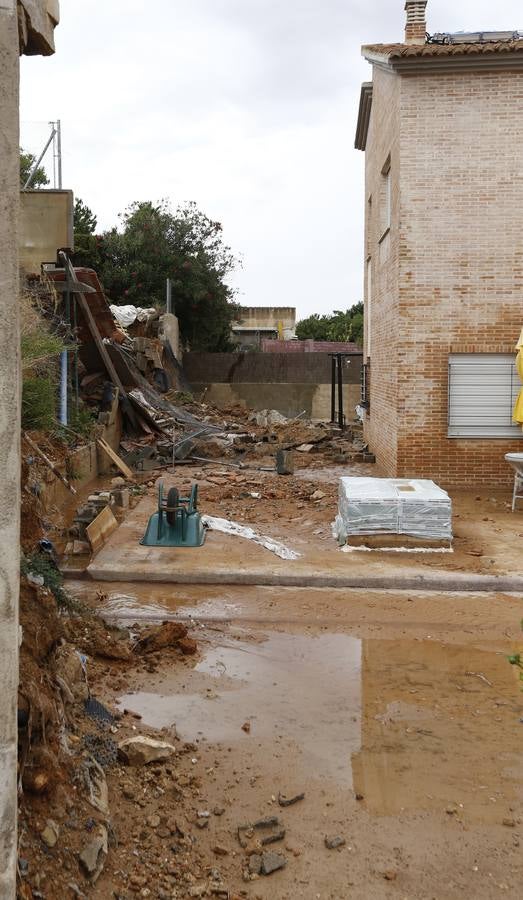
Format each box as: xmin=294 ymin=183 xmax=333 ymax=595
xmin=183 ymin=352 xmax=363 ymax=420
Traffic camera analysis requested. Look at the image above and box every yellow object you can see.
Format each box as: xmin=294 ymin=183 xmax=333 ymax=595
xmin=513 ymin=327 xmax=523 ymax=424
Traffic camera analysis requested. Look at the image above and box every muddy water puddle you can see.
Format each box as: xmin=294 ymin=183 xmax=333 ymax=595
xmin=118 ymin=630 xmax=522 ymax=823
xmin=120 ymin=632 xmax=361 ymax=786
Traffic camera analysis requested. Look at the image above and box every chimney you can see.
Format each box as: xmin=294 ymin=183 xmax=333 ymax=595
xmin=405 ymin=1 xmax=427 ymax=45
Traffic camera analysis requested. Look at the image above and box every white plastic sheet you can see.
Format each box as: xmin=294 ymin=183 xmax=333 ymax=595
xmin=202 ymin=515 xmax=300 ymax=560
xmin=110 ymin=305 xmax=157 ymax=328
xmin=335 ymin=477 xmax=452 ymax=543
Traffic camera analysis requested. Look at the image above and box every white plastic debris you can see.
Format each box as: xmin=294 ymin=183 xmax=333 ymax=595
xmin=335 ymin=477 xmax=452 ymax=543
xmin=202 ymin=515 xmax=300 ymax=560
xmin=110 ymin=305 xmax=157 ymax=328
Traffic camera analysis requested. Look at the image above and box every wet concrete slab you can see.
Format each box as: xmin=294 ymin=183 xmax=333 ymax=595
xmin=86 ymin=481 xmax=523 ymax=591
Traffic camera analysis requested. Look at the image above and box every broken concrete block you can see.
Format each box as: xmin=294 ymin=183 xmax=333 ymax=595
xmin=260 ymin=851 xmax=287 ymax=875
xmin=111 ymin=488 xmax=129 ymax=509
xmin=72 ymin=540 xmax=91 ymax=555
xmin=118 ymin=736 xmax=177 ymax=766
xmin=276 ymin=450 xmax=294 ymax=476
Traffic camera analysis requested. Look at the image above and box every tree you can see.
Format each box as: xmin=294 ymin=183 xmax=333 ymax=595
xmin=77 ymin=199 xmax=241 ymax=352
xmin=20 ymin=148 xmax=49 ymax=188
xmin=73 ymin=198 xmax=98 ymax=267
xmin=295 ymin=303 xmax=364 ymax=346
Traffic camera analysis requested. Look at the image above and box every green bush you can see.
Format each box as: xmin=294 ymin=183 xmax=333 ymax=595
xmin=21 ymin=553 xmax=71 ymax=609
xmin=22 ymin=377 xmax=56 ymax=430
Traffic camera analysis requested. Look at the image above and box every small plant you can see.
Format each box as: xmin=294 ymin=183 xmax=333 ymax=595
xmin=22 ymin=378 xmax=57 ymax=430
xmin=54 ymin=404 xmax=97 ymax=445
xmin=21 ymin=552 xmax=72 ymax=609
xmin=507 ymin=619 xmax=523 ymax=688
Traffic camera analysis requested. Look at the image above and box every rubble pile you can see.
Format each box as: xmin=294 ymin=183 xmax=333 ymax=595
xmin=17 ymin=580 xmax=215 ymax=899
xmin=24 ymin=270 xmax=373 ymax=492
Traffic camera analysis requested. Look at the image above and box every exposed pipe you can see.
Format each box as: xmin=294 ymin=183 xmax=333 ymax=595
xmin=23 ymin=126 xmax=56 ymax=189
xmin=59 ymin=351 xmax=68 ymax=425
xmin=59 ymin=250 xmax=71 ymax=426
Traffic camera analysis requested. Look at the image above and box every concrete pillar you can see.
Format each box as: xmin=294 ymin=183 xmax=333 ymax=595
xmin=0 ymin=3 xmax=58 ymax=895
xmin=0 ymin=6 xmax=21 ymax=896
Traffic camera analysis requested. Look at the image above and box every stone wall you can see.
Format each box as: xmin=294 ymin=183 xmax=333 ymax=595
xmin=184 ymin=352 xmax=362 ymax=421
xmin=1 ymin=5 xmax=59 ymax=894
xmin=363 ymin=63 xmax=523 ymax=486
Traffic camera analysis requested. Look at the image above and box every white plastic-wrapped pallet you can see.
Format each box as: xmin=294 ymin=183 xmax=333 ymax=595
xmin=335 ymin=477 xmax=452 ymax=544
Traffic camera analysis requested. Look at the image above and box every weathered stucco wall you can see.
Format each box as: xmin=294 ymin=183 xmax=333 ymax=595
xmin=1 ymin=3 xmax=59 ymax=896
xmin=233 ymin=306 xmax=296 ymax=330
xmin=19 ymin=189 xmax=74 ymax=273
xmin=0 ymin=6 xmax=22 ymax=895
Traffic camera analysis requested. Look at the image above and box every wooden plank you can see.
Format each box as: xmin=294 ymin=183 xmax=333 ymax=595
xmin=86 ymin=505 xmax=118 ymax=553
xmin=22 ymin=432 xmax=77 ymax=495
xmin=96 ymin=438 xmax=135 ymax=481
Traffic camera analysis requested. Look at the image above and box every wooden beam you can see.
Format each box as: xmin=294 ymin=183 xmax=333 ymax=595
xmin=96 ymin=438 xmax=135 ymax=481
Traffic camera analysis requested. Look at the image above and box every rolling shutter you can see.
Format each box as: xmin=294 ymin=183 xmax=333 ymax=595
xmin=448 ymin=353 xmax=522 ymax=438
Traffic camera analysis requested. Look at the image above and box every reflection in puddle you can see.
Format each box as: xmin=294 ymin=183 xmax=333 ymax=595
xmin=118 ymin=632 xmax=522 ymax=821
xmin=119 ymin=632 xmax=362 ymax=787
xmin=352 ymin=639 xmax=522 ymax=822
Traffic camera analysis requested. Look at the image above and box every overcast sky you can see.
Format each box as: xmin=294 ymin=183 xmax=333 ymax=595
xmin=20 ymin=1 xmax=523 ymax=320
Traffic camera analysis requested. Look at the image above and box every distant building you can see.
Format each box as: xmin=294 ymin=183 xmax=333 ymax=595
xmin=356 ymin=0 xmax=523 ymax=485
xmin=231 ymin=306 xmax=296 ymax=350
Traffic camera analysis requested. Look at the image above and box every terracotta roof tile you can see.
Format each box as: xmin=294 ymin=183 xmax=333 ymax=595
xmin=362 ymin=40 xmax=523 ymax=59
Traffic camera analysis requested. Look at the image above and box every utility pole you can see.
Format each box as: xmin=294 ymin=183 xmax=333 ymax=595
xmin=55 ymin=118 xmax=62 ymax=188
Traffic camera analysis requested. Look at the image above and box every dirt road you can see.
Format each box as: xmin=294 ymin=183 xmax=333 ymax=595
xmin=64 ymin=580 xmax=523 ymax=900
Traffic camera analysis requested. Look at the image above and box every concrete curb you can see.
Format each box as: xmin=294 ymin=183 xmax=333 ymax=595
xmin=86 ymin=567 xmax=523 ymax=593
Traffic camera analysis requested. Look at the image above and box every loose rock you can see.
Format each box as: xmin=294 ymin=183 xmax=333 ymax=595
xmin=248 ymin=854 xmax=262 ymax=875
xmin=79 ymin=824 xmax=108 ymax=883
xmin=325 ymin=835 xmax=346 ymax=850
xmin=40 ymin=819 xmax=59 ymax=848
xmin=134 ymin=621 xmax=188 ymax=654
xmin=118 ymin=735 xmax=177 ymax=766
xmin=260 ymin=851 xmax=287 ymax=875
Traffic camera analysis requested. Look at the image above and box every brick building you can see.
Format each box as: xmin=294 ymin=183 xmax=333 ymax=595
xmin=355 ymin=1 xmax=523 ymax=485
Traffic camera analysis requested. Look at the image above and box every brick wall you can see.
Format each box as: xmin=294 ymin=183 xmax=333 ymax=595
xmin=364 ymin=66 xmax=523 ymax=486
xmin=363 ymin=67 xmax=401 ymax=476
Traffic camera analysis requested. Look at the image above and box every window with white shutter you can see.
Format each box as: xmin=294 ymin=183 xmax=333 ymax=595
xmin=448 ymin=353 xmax=522 ymax=439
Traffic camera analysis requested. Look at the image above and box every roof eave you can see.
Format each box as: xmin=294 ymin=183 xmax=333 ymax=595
xmin=361 ymin=45 xmax=523 ymax=74
xmin=389 ymin=50 xmax=523 ymax=73
xmin=354 ymin=82 xmax=373 ymax=151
